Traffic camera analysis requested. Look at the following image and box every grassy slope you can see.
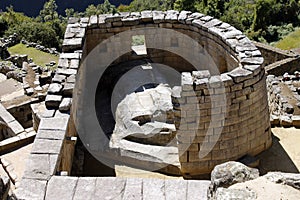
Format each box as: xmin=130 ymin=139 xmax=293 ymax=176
xmin=275 ymin=28 xmax=300 ymax=50
xmin=8 ymin=43 xmax=58 ymax=67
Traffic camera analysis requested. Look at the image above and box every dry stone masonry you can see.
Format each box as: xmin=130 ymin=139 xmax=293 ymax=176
xmin=14 ymin=10 xmax=273 ymax=199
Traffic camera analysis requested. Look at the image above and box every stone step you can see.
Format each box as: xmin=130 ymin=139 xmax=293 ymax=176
xmin=44 ymin=176 xmax=210 ymax=200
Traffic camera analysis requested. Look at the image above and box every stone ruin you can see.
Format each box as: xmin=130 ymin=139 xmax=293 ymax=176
xmin=0 ymin=10 xmax=278 ymax=199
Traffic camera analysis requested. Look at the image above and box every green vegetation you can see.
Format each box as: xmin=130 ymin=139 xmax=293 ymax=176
xmin=1 ymin=0 xmax=300 ymax=51
xmin=8 ymin=43 xmax=58 ymax=67
xmin=275 ymin=28 xmax=300 ymax=50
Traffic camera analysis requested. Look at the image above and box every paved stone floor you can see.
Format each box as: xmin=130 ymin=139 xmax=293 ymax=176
xmin=0 ymin=144 xmax=32 ymax=183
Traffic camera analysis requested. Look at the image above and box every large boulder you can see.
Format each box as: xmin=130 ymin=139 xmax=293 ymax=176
xmin=208 ymin=161 xmax=259 ymax=199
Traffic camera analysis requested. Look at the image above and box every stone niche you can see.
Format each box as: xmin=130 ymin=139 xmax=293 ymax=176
xmin=63 ymin=10 xmax=272 ymax=176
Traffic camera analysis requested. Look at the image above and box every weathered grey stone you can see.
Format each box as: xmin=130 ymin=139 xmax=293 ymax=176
xmin=209 ymin=161 xmax=259 ymax=198
xmin=23 ymin=154 xmax=58 ymax=180
xmin=178 ymin=11 xmax=191 ymax=23
xmin=143 ymin=179 xmax=165 ymax=200
xmin=59 ymin=98 xmax=72 ymax=112
xmin=60 ymin=53 xmax=80 ymax=59
xmin=39 ymin=117 xmax=69 ymax=131
xmin=48 ymin=83 xmax=63 ymax=94
xmin=141 ymin=11 xmax=153 ymax=22
xmin=0 ymin=103 xmax=15 ymax=123
xmin=88 ymin=15 xmax=98 ymax=28
xmin=66 ymin=74 xmax=76 ymax=83
xmin=193 ymin=70 xmax=211 ymax=79
xmin=214 ymin=187 xmax=257 ymax=200
xmin=123 ymin=178 xmax=143 ymax=200
xmin=165 ymin=179 xmax=187 ymax=200
xmin=153 ymin=11 xmax=165 ymax=23
xmin=62 ymin=38 xmax=83 ymax=51
xmin=62 ymin=83 xmax=75 ymax=96
xmin=53 ymin=74 xmax=66 ymax=83
xmin=57 ymin=68 xmax=77 ymax=76
xmin=209 ymin=75 xmax=222 ymax=88
xmin=228 ymin=67 xmax=252 ymax=83
xmin=40 ymin=109 xmax=56 ymax=118
xmin=31 ymin=138 xmax=63 ymax=154
xmin=36 ymin=130 xmax=66 ymax=140
xmin=57 ymin=58 xmax=69 ymax=68
xmin=283 ymin=103 xmax=294 ymax=114
xmin=263 ymin=172 xmax=300 ymax=190
xmin=122 ymin=16 xmax=140 ymax=26
xmin=187 ymin=180 xmax=210 ymax=200
xmin=13 ymin=178 xmax=47 ymax=200
xmin=7 ymin=120 xmax=24 ymax=134
xmin=165 ymin=10 xmax=179 ymax=23
xmin=94 ymin=178 xmax=126 ymax=199
xmin=45 ymin=94 xmax=62 ymax=108
xmin=45 ymin=176 xmax=78 ymax=200
xmin=69 ymin=59 xmax=79 ymax=69
xmin=241 ymin=57 xmax=264 ymax=65
xmin=73 ymin=177 xmax=97 ymax=200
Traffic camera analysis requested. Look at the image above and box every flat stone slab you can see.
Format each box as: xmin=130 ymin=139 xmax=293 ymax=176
xmin=36 ymin=130 xmax=66 ymax=140
xmin=45 ymin=176 xmax=78 ymax=200
xmin=73 ymin=177 xmax=97 ymax=200
xmin=23 ymin=154 xmax=58 ymax=180
xmin=7 ymin=120 xmax=25 ymax=135
xmin=39 ymin=117 xmax=69 ymax=131
xmin=31 ymin=138 xmax=63 ymax=154
xmin=14 ymin=178 xmax=47 ymax=200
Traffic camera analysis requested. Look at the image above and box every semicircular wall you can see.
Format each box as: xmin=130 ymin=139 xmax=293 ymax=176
xmin=53 ymin=10 xmax=273 ymax=176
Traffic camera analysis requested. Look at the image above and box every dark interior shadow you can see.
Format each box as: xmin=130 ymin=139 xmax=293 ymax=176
xmin=256 ymin=133 xmax=299 ymax=175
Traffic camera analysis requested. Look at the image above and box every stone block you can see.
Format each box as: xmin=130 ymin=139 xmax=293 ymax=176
xmin=45 ymin=94 xmax=62 ymax=108
xmin=0 ymin=103 xmax=15 ymax=123
xmin=36 ymin=130 xmax=66 ymax=140
xmin=59 ymin=98 xmax=72 ymax=112
xmin=45 ymin=176 xmax=78 ymax=200
xmin=123 ymin=178 xmax=143 ymax=200
xmin=178 ymin=11 xmax=191 ymax=23
xmin=7 ymin=120 xmax=24 ymax=135
xmin=31 ymin=138 xmax=63 ymax=154
xmin=23 ymin=154 xmax=59 ymax=180
xmin=13 ymin=178 xmax=47 ymax=200
xmin=57 ymin=68 xmax=77 ymax=76
xmin=187 ymin=180 xmax=210 ymax=200
xmin=53 ymin=74 xmax=66 ymax=83
xmin=73 ymin=177 xmax=97 ymax=200
xmin=141 ymin=11 xmax=153 ymax=22
xmin=228 ymin=67 xmax=252 ymax=83
xmin=39 ymin=117 xmax=69 ymax=132
xmin=153 ymin=11 xmax=165 ymax=23
xmin=165 ymin=10 xmax=179 ymax=23
xmin=62 ymin=38 xmax=83 ymax=52
xmin=63 ymin=83 xmax=75 ymax=96
xmin=48 ymin=83 xmax=63 ymax=94
xmin=142 ymin=178 xmax=165 ymax=200
xmin=165 ymin=179 xmax=187 ymax=200
xmin=88 ymin=15 xmax=98 ymax=28
xmin=94 ymin=177 xmax=126 ymax=199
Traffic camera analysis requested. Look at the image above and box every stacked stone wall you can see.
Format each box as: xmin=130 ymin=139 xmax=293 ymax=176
xmin=46 ymin=10 xmax=272 ymax=176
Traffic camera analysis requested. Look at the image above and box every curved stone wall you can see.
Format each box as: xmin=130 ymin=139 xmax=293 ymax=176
xmin=46 ymin=10 xmax=273 ymax=176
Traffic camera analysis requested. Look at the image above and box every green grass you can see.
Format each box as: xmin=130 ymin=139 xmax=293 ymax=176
xmin=8 ymin=43 xmax=58 ymax=67
xmin=275 ymin=28 xmax=300 ymax=50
